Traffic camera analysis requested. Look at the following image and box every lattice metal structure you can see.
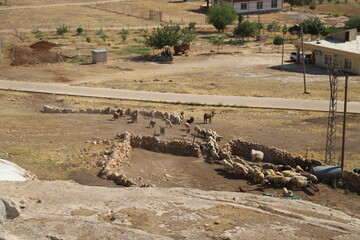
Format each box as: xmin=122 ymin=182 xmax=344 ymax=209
xmin=324 ymin=63 xmax=340 ymax=164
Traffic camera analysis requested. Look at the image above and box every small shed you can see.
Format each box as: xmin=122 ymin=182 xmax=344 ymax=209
xmin=92 ymin=49 xmax=107 ymax=64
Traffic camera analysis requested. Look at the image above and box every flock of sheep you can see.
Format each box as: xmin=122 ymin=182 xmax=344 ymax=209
xmin=220 ymin=150 xmax=318 ymax=190
xmin=112 ymin=108 xmax=216 ymax=137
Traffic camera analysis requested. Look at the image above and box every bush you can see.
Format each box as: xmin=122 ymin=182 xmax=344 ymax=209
xmin=318 ymin=0 xmax=324 ymax=4
xmin=76 ymin=27 xmax=84 ymax=35
xmin=309 ymin=5 xmax=316 ymax=10
xmin=188 ymin=22 xmax=196 ymax=31
xmin=234 ymin=21 xmax=260 ymax=38
xmin=345 ymin=15 xmax=360 ymax=31
xmin=119 ymin=29 xmax=129 ymax=42
xmin=86 ymin=37 xmax=91 ymax=43
xmin=208 ymin=35 xmax=226 ymax=52
xmin=31 ymin=28 xmax=45 ymax=41
xmin=207 ymin=2 xmax=237 ymax=32
xmin=56 ymin=24 xmax=70 ymax=36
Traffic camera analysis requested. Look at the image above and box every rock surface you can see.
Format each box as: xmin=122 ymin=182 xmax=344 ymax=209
xmin=0 ymin=181 xmax=359 ymax=239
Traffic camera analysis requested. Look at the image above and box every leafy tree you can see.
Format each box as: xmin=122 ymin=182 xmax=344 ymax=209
xmin=208 ymin=35 xmax=226 ymax=52
xmin=56 ymin=24 xmax=70 ymax=36
xmin=119 ymin=29 xmax=129 ymax=42
xmin=321 ymin=26 xmax=338 ymax=36
xmin=86 ymin=37 xmax=91 ymax=43
xmin=309 ymin=5 xmax=316 ymax=10
xmin=282 ymin=25 xmax=288 ymax=34
xmin=267 ymin=21 xmax=281 ymax=35
xmin=188 ymin=22 xmax=196 ymax=31
xmin=143 ymin=24 xmax=196 ymax=50
xmin=273 ymin=35 xmax=284 ymax=52
xmin=234 ymin=21 xmax=260 ymax=39
xmin=207 ymin=2 xmax=237 ymax=32
xmin=302 ymin=17 xmax=325 ymax=36
xmin=76 ymin=27 xmax=84 ymax=35
xmin=345 ymin=15 xmax=360 ymax=31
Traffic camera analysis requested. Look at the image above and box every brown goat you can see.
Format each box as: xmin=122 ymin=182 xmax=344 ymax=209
xmin=203 ymin=110 xmax=215 ymax=124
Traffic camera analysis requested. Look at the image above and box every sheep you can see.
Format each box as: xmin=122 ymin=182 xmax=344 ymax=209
xmin=159 ymin=126 xmax=165 ymax=135
xmin=187 ymin=116 xmax=194 ymax=124
xmin=281 ymin=177 xmax=292 ymax=186
xmin=149 ymin=120 xmax=156 ymax=128
xmin=203 ymin=110 xmax=215 ymax=124
xmin=163 ymin=112 xmax=171 ymax=120
xmin=273 ymin=176 xmax=284 ymax=185
xmin=180 ymin=111 xmax=184 ymax=119
xmin=184 ymin=123 xmax=191 ymax=130
xmin=282 ymin=170 xmax=298 ymax=177
xmin=253 ymin=171 xmax=265 ymax=183
xmin=290 ymin=176 xmax=307 ymax=187
xmin=282 ymin=187 xmax=293 ymax=196
xmin=165 ymin=119 xmax=172 ymax=128
xmin=113 ymin=109 xmax=121 ymax=121
xmin=295 ymin=165 xmax=304 ymax=173
xmin=194 ymin=126 xmax=201 ymax=136
xmin=260 ymin=179 xmax=270 ymax=187
xmin=251 ymin=149 xmax=264 ymax=162
xmin=265 ymin=175 xmax=274 ymax=183
xmin=185 ymin=128 xmax=191 ymax=134
xmin=210 ymin=149 xmax=219 ymax=160
xmin=292 ymin=179 xmax=309 ymax=189
xmin=353 ymin=168 xmax=360 ymax=174
xmin=124 ymin=108 xmax=131 ymax=116
xmin=130 ymin=110 xmax=138 ymax=123
xmin=303 ymin=174 xmax=318 ymax=183
xmin=233 ymin=163 xmax=248 ymax=176
xmin=221 ymin=160 xmax=234 ymax=173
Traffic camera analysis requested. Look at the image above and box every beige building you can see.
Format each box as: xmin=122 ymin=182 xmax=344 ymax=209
xmin=212 ymin=0 xmax=282 ymax=14
xmin=293 ymin=29 xmax=360 ymax=75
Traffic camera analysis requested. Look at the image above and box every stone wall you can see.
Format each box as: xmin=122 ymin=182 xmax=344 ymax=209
xmin=99 ymin=132 xmax=201 ymax=187
xmin=222 ymin=138 xmax=322 ymax=171
xmin=343 ymin=170 xmax=360 ymax=192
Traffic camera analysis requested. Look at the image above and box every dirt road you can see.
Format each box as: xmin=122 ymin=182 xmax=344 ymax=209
xmin=0 ymin=79 xmax=359 ymax=112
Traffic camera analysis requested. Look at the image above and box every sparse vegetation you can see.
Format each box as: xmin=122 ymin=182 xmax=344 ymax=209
xmin=208 ymin=35 xmax=226 ymax=52
xmin=31 ymin=28 xmax=45 ymax=41
xmin=119 ymin=29 xmax=130 ymax=42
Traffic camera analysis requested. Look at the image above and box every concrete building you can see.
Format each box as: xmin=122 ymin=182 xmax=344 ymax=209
xmin=212 ymin=0 xmax=282 ymax=14
xmin=293 ymin=29 xmax=360 ymax=75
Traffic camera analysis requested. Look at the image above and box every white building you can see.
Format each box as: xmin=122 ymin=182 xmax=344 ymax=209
xmin=212 ymin=0 xmax=283 ymax=14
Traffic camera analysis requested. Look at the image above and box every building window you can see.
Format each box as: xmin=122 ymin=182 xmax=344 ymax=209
xmin=271 ymin=0 xmax=277 ymax=8
xmin=257 ymin=2 xmax=263 ymax=9
xmin=325 ymin=54 xmax=332 ymax=65
xmin=344 ymin=58 xmax=352 ymax=69
xmin=241 ymin=3 xmax=247 ymax=10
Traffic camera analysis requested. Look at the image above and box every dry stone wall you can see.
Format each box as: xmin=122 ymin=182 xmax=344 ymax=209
xmin=99 ymin=132 xmax=201 ymax=187
xmin=222 ymin=138 xmax=322 ymax=171
xmin=343 ymin=170 xmax=360 ymax=192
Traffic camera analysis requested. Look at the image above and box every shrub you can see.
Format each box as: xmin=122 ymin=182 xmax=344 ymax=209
xmin=345 ymin=15 xmax=360 ymax=31
xmin=309 ymin=5 xmax=316 ymax=10
xmin=188 ymin=22 xmax=196 ymax=31
xmin=86 ymin=37 xmax=91 ymax=43
xmin=31 ymin=28 xmax=45 ymax=40
xmin=208 ymin=35 xmax=226 ymax=52
xmin=76 ymin=27 xmax=84 ymax=35
xmin=119 ymin=29 xmax=129 ymax=42
xmin=56 ymin=24 xmax=70 ymax=36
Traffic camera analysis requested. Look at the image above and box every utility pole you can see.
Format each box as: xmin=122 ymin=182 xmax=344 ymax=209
xmin=324 ymin=63 xmax=339 ymax=165
xmin=300 ymin=25 xmax=309 ymax=94
xmin=340 ymin=75 xmax=349 ymax=172
xmin=0 ymin=40 xmax=2 ymax=67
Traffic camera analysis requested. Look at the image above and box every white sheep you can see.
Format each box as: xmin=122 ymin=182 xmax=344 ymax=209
xmin=251 ymin=149 xmax=264 ymax=162
xmin=253 ymin=171 xmax=265 ymax=183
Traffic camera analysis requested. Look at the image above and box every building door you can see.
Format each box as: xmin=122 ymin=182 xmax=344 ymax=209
xmin=345 ymin=31 xmax=350 ymax=42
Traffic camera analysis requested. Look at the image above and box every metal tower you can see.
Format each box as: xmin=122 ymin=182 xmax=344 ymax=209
xmin=324 ymin=63 xmax=340 ymax=164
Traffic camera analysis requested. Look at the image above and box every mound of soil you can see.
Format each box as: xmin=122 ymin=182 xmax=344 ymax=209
xmin=10 ymin=45 xmax=67 ymax=66
xmin=30 ymin=41 xmax=58 ymax=51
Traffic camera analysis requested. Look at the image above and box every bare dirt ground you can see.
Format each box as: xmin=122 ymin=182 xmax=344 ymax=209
xmin=0 ymin=90 xmax=359 ymax=219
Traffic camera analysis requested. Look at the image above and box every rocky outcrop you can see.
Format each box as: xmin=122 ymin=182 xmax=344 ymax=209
xmin=222 ymin=138 xmax=322 ymax=171
xmin=0 ymin=181 xmax=359 ymax=240
xmin=0 ymin=198 xmax=20 ymax=224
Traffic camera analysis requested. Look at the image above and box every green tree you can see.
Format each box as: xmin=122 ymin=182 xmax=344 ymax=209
xmin=284 ymin=0 xmax=312 ymax=11
xmin=207 ymin=2 xmax=237 ymax=32
xmin=238 ymin=14 xmax=244 ymax=24
xmin=143 ymin=24 xmax=196 ymax=50
xmin=56 ymin=24 xmax=70 ymax=36
xmin=302 ymin=17 xmax=325 ymax=36
xmin=345 ymin=15 xmax=360 ymax=31
xmin=208 ymin=35 xmax=226 ymax=52
xmin=234 ymin=21 xmax=260 ymax=39
xmin=267 ymin=21 xmax=281 ymax=35
xmin=273 ymin=35 xmax=284 ymax=52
